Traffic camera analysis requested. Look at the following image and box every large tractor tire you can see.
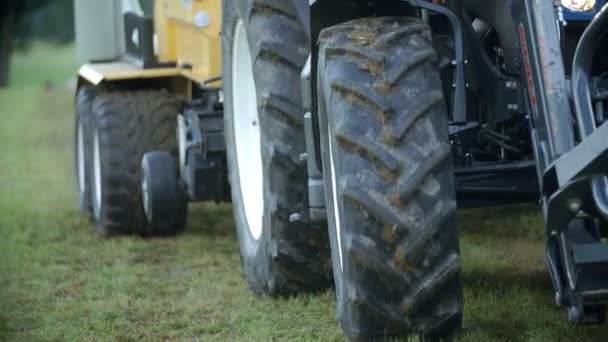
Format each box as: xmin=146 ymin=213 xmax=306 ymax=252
xmin=317 ymin=18 xmax=463 ymax=340
xmin=222 ymin=0 xmax=331 ymax=295
xmin=90 ymin=90 xmax=187 ymax=236
xmin=74 ymin=86 xmax=97 ymax=218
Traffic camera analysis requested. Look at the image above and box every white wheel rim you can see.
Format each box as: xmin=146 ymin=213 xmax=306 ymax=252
xmin=328 ymin=127 xmax=344 ymax=271
xmin=77 ymin=120 xmax=86 ymax=195
xmin=93 ymin=127 xmax=102 ymax=218
xmin=142 ymin=167 xmax=151 ymax=221
xmin=232 ymin=19 xmax=264 ymax=240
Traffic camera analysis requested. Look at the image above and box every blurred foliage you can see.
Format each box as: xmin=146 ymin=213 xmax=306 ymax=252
xmin=13 ymin=0 xmax=75 ymax=50
xmin=0 ymin=0 xmax=74 ymax=86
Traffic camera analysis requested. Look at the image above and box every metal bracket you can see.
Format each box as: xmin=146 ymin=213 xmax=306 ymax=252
xmin=402 ymin=0 xmax=467 ymax=123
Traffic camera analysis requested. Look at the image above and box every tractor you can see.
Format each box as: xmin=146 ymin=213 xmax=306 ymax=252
xmin=74 ymin=0 xmax=608 ymax=339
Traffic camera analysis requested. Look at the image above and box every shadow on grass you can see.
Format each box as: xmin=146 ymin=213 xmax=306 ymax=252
xmin=459 ymin=204 xmax=544 ymax=241
xmin=184 ymin=203 xmax=236 ymax=238
xmin=461 ymin=268 xmax=557 ymax=341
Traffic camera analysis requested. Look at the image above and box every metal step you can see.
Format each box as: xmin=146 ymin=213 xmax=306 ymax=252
xmin=573 ymin=243 xmax=608 ymax=271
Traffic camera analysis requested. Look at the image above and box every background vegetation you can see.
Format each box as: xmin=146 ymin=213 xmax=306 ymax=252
xmin=0 ymin=44 xmax=608 ymax=341
xmin=0 ymin=0 xmax=74 ymax=87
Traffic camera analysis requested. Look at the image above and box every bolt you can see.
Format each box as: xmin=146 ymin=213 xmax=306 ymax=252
xmin=506 ymin=81 xmax=517 ymax=89
xmin=568 ymin=307 xmax=581 ymax=322
xmin=567 ymin=198 xmax=582 ymax=213
xmin=299 ymin=153 xmax=308 ymax=162
xmin=252 ymin=121 xmax=257 ymax=126
xmin=289 ymin=213 xmax=302 ymax=222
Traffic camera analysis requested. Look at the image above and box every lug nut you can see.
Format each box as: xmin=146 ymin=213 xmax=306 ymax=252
xmin=567 ymin=198 xmax=582 ymax=213
xmin=289 ymin=213 xmax=302 ymax=222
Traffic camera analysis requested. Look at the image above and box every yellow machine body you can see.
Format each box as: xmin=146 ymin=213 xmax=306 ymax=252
xmin=78 ymin=0 xmax=222 ymax=92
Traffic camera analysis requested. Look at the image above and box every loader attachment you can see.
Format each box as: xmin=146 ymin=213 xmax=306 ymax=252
xmin=517 ymin=0 xmax=608 ymax=323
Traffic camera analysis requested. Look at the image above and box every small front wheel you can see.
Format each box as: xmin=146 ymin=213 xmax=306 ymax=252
xmin=141 ymin=151 xmax=182 ymax=235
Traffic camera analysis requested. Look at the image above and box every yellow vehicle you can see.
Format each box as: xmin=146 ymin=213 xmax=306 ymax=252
xmin=75 ymin=0 xmax=327 ymax=311
xmin=75 ymin=0 xmax=227 ymax=235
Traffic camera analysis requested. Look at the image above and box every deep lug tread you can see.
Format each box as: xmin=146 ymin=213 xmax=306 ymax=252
xmin=401 ymin=201 xmax=457 ymax=259
xmin=349 ymin=290 xmax=410 ymax=329
xmin=383 ymin=49 xmax=436 ymax=86
xmin=319 ymin=17 xmax=462 ymax=340
xmin=257 ymin=41 xmax=307 ymax=70
xmin=374 ymin=24 xmax=429 ymax=48
xmin=335 ymin=123 xmax=400 ymax=174
xmin=269 ymin=144 xmax=302 ymax=173
xmin=331 ymin=80 xmax=392 ymax=116
xmin=395 ymin=144 xmax=451 ymax=203
xmin=325 ymin=45 xmax=386 ymax=66
xmin=342 ymin=183 xmax=415 ymax=231
xmin=261 ymin=92 xmax=304 ymax=126
xmin=391 ymin=91 xmax=444 ymax=141
xmin=91 ymin=90 xmax=186 ymax=236
xmin=223 ymin=0 xmax=331 ymax=297
xmin=400 ymin=253 xmax=459 ymax=314
xmin=249 ymin=1 xmax=297 ymax=21
xmin=347 ymin=235 xmax=411 ymax=290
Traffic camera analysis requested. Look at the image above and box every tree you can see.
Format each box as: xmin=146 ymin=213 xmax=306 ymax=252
xmin=0 ymin=1 xmax=20 ymax=88
xmin=0 ymin=0 xmax=74 ymax=88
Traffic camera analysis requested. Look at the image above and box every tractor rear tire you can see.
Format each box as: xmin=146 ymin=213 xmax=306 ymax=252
xmin=222 ymin=0 xmax=331 ymax=295
xmin=74 ymin=86 xmax=97 ymax=218
xmin=90 ymin=90 xmax=186 ymax=236
xmin=317 ymin=17 xmax=463 ymax=340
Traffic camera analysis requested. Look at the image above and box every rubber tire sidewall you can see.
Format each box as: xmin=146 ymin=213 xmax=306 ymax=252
xmin=74 ymin=86 xmax=96 ymax=218
xmin=317 ymin=66 xmax=349 ymax=331
xmin=222 ymin=0 xmax=275 ymax=293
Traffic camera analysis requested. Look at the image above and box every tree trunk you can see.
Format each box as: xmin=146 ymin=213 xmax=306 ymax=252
xmin=0 ymin=6 xmax=16 ymax=88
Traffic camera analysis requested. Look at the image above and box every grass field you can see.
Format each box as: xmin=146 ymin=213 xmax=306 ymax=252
xmin=1 ymin=45 xmax=607 ymax=341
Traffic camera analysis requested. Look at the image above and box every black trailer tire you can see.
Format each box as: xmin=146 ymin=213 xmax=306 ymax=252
xmin=140 ymin=92 xmax=188 ymax=235
xmin=222 ymin=0 xmax=331 ymax=295
xmin=317 ymin=18 xmax=463 ymax=340
xmin=74 ymin=86 xmax=97 ymax=218
xmin=90 ymin=90 xmax=186 ymax=236
xmin=141 ymin=151 xmax=179 ymax=234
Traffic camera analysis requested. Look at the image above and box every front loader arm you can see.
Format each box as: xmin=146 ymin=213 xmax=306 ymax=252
xmin=515 ymin=1 xmax=608 ymax=323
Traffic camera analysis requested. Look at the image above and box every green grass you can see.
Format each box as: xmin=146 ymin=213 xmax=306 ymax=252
xmin=1 ymin=44 xmax=608 ymax=341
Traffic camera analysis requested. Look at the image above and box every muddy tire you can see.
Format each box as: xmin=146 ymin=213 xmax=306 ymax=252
xmin=75 ymin=86 xmax=97 ymax=218
xmin=317 ymin=18 xmax=463 ymax=340
xmin=90 ymin=90 xmax=186 ymax=236
xmin=222 ymin=0 xmax=331 ymax=295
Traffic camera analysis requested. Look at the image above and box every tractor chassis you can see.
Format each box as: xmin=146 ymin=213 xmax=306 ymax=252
xmin=178 ymin=88 xmax=230 ymax=203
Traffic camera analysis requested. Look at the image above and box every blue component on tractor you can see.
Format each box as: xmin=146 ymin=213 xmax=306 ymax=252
xmin=563 ymin=1 xmax=606 ymax=21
